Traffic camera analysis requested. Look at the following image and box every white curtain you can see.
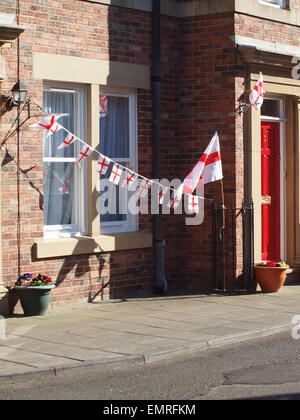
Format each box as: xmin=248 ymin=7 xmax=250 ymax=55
xmin=100 ymin=96 xmax=129 ymax=159
xmin=43 ymin=91 xmax=76 ymax=226
xmin=100 ymin=96 xmax=129 ymax=223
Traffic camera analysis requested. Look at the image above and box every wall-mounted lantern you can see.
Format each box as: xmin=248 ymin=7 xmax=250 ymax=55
xmin=6 ymin=81 xmax=28 ymax=110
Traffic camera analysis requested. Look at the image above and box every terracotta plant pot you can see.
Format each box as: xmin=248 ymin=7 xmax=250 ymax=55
xmin=254 ymin=266 xmax=288 ymax=293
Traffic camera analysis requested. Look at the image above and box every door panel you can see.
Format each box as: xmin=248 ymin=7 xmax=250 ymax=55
xmin=261 ymin=122 xmax=280 ymax=261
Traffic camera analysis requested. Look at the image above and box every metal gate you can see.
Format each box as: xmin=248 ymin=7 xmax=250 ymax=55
xmin=212 ymin=200 xmax=256 ymax=293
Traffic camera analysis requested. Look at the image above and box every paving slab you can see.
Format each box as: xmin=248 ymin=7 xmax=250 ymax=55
xmin=0 ymin=285 xmax=300 ymax=380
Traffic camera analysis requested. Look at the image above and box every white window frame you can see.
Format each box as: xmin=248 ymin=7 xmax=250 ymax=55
xmin=99 ymin=89 xmax=138 ymax=234
xmin=43 ymin=83 xmax=87 ymax=239
xmin=259 ymin=0 xmax=286 ymax=9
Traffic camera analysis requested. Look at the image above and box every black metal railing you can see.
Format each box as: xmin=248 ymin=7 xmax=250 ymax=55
xmin=212 ymin=200 xmax=256 ymax=293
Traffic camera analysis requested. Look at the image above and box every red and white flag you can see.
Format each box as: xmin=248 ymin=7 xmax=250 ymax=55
xmin=109 ymin=164 xmax=123 ymax=185
xmin=168 ymin=184 xmax=183 ymax=210
xmin=158 ymin=184 xmax=168 ymax=205
xmin=139 ymin=179 xmax=152 ymax=198
xmin=182 ymin=132 xmax=223 ymax=194
xmin=58 ymin=176 xmax=71 ymax=195
xmin=96 ymin=154 xmax=111 ymax=175
xmin=77 ymin=145 xmax=93 ymax=167
xmin=30 ymin=114 xmax=67 ymax=135
xmin=249 ymin=72 xmax=264 ymax=110
xmin=188 ymin=195 xmax=200 ymax=214
xmin=121 ymin=170 xmax=138 ymax=189
xmin=58 ymin=134 xmax=75 ymax=150
xmin=100 ymin=95 xmax=108 ymax=116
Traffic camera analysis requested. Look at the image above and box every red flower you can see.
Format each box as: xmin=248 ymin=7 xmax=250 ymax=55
xmin=266 ymin=261 xmax=276 ymax=267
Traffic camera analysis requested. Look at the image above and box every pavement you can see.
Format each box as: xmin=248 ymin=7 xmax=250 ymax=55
xmin=0 ymin=284 xmax=300 ymax=381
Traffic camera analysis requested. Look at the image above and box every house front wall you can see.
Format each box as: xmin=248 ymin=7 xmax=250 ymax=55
xmin=1 ymin=1 xmax=300 ymax=313
xmin=0 ymin=1 xmax=184 ymax=310
xmin=0 ymin=15 xmax=26 ymax=315
xmin=234 ymin=4 xmax=300 ymax=272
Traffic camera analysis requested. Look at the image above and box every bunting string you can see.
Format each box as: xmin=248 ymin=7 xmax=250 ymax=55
xmin=30 ymin=111 xmax=217 ymax=212
xmin=25 ymin=71 xmax=266 ymax=210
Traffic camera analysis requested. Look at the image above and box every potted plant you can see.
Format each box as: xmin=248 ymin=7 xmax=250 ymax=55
xmin=15 ymin=273 xmax=55 ymax=316
xmin=254 ymin=261 xmax=289 ymax=293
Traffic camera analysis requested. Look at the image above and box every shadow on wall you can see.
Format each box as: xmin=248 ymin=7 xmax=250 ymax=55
xmin=32 ymin=235 xmax=109 ymax=304
xmin=0 ymin=293 xmax=9 ymax=317
xmin=8 ymin=235 xmax=109 ymax=315
xmin=6 ymin=3 xmax=156 ymax=314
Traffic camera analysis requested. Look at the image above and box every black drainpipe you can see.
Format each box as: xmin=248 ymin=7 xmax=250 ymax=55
xmin=152 ymin=0 xmax=167 ymax=294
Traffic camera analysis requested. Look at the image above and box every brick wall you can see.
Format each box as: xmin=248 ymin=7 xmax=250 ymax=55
xmin=177 ymin=13 xmax=241 ymax=290
xmin=235 ymin=11 xmax=300 ymax=46
xmin=1 ymin=0 xmax=299 ymax=309
xmin=0 ymin=0 xmax=186 ymax=308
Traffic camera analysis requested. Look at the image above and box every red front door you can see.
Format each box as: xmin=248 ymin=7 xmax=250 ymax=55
xmin=261 ymin=122 xmax=280 ymax=261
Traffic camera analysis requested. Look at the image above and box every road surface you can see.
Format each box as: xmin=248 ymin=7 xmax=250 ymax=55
xmin=1 ymin=331 xmax=300 ymax=401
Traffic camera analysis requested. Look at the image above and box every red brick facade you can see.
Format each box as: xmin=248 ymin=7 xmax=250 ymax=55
xmin=0 ymin=0 xmax=299 ymax=310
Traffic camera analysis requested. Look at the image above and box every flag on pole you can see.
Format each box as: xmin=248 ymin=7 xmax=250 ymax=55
xmin=77 ymin=145 xmax=93 ymax=167
xmin=188 ymin=195 xmax=200 ymax=214
xmin=121 ymin=170 xmax=138 ymax=189
xmin=96 ymin=154 xmax=111 ymax=175
xmin=58 ymin=134 xmax=75 ymax=150
xmin=109 ymin=164 xmax=123 ymax=185
xmin=182 ymin=132 xmax=223 ymax=194
xmin=249 ymin=72 xmax=264 ymax=110
xmin=100 ymin=95 xmax=108 ymax=116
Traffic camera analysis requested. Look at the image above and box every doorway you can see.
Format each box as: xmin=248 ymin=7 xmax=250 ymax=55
xmin=260 ymin=98 xmax=286 ymax=262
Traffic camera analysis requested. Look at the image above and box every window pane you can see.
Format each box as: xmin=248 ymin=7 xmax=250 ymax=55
xmin=44 ymin=162 xmax=75 ymax=226
xmin=261 ymin=99 xmax=280 ymax=117
xmin=100 ymin=170 xmax=127 ymax=223
xmin=43 ymin=90 xmax=79 ymax=158
xmin=260 ymin=0 xmax=285 ymax=7
xmin=100 ymin=95 xmax=130 ymax=159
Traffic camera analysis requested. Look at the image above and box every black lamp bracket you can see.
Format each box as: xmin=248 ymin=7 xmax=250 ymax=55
xmin=1 ymin=98 xmax=31 ymax=148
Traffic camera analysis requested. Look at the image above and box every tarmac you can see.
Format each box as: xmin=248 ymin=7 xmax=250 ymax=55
xmin=0 ymin=284 xmax=300 ymax=382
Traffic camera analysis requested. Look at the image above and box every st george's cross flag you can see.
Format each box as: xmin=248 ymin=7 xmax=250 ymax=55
xmin=188 ymin=195 xmax=200 ymax=214
xmin=182 ymin=132 xmax=223 ymax=194
xmin=138 ymin=179 xmax=152 ymax=198
xmin=100 ymin=95 xmax=108 ymax=116
xmin=158 ymin=184 xmax=168 ymax=205
xmin=109 ymin=164 xmax=123 ymax=185
xmin=30 ymin=114 xmax=67 ymax=136
xmin=249 ymin=72 xmax=264 ymax=110
xmin=168 ymin=184 xmax=184 ymax=210
xmin=77 ymin=145 xmax=93 ymax=167
xmin=121 ymin=170 xmax=138 ymax=189
xmin=96 ymin=154 xmax=111 ymax=175
xmin=58 ymin=134 xmax=75 ymax=150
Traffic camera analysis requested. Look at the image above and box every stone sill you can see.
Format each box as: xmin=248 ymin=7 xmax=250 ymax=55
xmin=0 ymin=24 xmax=26 ymax=46
xmin=34 ymin=232 xmax=153 ymax=259
xmin=82 ymin=0 xmax=300 ymax=25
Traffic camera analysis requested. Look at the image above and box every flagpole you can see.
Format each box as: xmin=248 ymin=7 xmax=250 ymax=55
xmin=220 ymin=178 xmax=226 ymax=291
xmin=220 ymin=178 xmax=225 ymax=209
